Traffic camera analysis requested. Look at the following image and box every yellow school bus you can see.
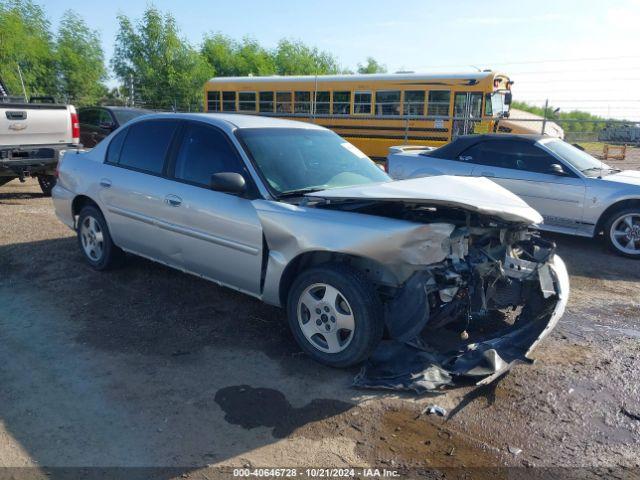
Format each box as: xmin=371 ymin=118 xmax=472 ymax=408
xmin=204 ymin=71 xmax=518 ymax=159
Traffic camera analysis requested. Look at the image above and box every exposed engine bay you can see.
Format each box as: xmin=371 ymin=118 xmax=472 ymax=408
xmin=314 ymin=199 xmax=569 ymax=393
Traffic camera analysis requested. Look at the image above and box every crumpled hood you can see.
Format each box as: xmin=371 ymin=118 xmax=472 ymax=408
xmin=601 ymin=170 xmax=640 ymax=187
xmin=306 ymin=176 xmax=543 ymax=225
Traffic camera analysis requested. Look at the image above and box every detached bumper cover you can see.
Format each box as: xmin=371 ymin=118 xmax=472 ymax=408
xmin=354 ymin=255 xmax=570 ymax=394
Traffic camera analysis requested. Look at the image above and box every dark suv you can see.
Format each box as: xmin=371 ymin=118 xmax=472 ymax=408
xmin=78 ymin=106 xmax=153 ymax=148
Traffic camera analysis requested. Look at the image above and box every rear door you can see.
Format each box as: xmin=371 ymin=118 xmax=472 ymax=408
xmin=98 ymin=118 xmax=184 ymax=263
xmin=161 ymin=121 xmax=264 ymax=295
xmin=466 ymin=139 xmax=586 ymax=231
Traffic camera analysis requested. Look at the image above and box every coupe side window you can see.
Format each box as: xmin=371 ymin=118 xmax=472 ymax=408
xmin=118 ymin=120 xmax=179 ymax=174
xmin=173 ymin=123 xmax=243 ymax=187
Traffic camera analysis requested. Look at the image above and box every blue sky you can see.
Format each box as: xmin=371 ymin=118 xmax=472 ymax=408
xmin=42 ymin=0 xmax=640 ymax=119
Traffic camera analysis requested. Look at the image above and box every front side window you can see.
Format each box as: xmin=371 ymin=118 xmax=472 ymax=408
xmin=173 ymin=122 xmax=242 ymax=187
xmin=238 ymin=92 xmax=256 ymax=112
xmin=276 ymin=92 xmax=292 ymax=113
xmin=294 ymin=91 xmax=311 ymax=113
xmin=332 ymin=91 xmax=350 ymax=115
xmin=237 ymin=128 xmax=389 ymax=195
xmin=404 ymin=90 xmax=425 ymax=116
xmin=354 ymin=91 xmax=372 ymax=114
xmin=207 ymin=91 xmax=221 ymax=111
xmin=375 ymin=90 xmax=400 ymax=116
xmin=428 ymin=91 xmax=451 ymax=117
xmin=118 ymin=120 xmax=179 ymax=174
xmin=79 ymin=109 xmax=98 ymax=126
xmin=314 ymin=91 xmax=330 ymax=114
xmin=465 ymin=140 xmax=561 ymax=173
xmin=222 ymin=91 xmax=236 ymax=112
xmin=259 ymin=92 xmax=274 ymax=113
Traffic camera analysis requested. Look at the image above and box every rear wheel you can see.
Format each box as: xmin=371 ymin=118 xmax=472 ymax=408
xmin=37 ymin=174 xmax=56 ymax=196
xmin=286 ymin=264 xmax=383 ymax=368
xmin=604 ymin=208 xmax=640 ymax=258
xmin=77 ymin=205 xmax=123 ymax=270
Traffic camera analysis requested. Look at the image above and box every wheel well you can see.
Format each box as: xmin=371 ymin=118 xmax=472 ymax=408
xmin=71 ymin=195 xmax=100 ymax=225
xmin=595 ymin=199 xmax=640 ymax=234
xmin=277 ymin=251 xmax=394 ymax=307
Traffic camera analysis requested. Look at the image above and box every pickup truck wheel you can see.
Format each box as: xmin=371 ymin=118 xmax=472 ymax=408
xmin=37 ymin=174 xmax=56 ymax=196
xmin=77 ymin=205 xmax=122 ymax=270
xmin=287 ymin=264 xmax=383 ymax=368
xmin=604 ymin=208 xmax=640 ymax=258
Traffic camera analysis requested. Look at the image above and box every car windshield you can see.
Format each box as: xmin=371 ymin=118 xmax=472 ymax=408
xmin=237 ymin=128 xmax=390 ymax=196
xmin=542 ymin=139 xmax=614 ymax=175
xmin=112 ymin=109 xmax=153 ymax=126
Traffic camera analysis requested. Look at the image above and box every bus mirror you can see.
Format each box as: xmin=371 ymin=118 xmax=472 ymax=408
xmin=504 ymin=91 xmax=513 ymax=105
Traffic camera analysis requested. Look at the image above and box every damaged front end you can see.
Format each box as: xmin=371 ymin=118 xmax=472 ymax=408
xmin=321 ymin=201 xmax=570 ymax=394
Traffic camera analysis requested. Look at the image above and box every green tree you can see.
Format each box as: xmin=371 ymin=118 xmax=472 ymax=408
xmin=201 ymin=33 xmax=275 ymax=76
xmin=0 ymin=0 xmax=57 ymax=98
xmin=273 ymin=39 xmax=339 ymax=75
xmin=112 ymin=6 xmax=213 ymax=110
xmin=357 ymin=57 xmax=386 ymax=74
xmin=56 ymin=10 xmax=106 ymax=105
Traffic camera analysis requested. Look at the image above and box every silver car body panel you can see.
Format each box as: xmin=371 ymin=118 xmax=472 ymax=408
xmin=388 ymin=140 xmax=640 ymax=238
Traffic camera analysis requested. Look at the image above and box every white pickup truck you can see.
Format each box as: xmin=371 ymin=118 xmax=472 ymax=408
xmin=1 ymin=86 xmax=79 ymax=196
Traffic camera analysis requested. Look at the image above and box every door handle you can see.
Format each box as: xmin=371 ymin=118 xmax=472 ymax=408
xmin=164 ymin=194 xmax=182 ymax=207
xmin=99 ymin=178 xmax=112 ymax=188
xmin=480 ymin=171 xmax=496 ymax=177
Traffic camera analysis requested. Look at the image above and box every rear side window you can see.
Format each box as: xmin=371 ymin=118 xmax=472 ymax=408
xmin=118 ymin=120 xmax=179 ymax=174
xmin=105 ymin=128 xmax=128 ymax=164
xmin=173 ymin=122 xmax=242 ymax=187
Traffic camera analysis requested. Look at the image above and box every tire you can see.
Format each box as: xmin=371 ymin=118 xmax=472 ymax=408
xmin=77 ymin=205 xmax=123 ymax=270
xmin=37 ymin=174 xmax=56 ymax=196
xmin=603 ymin=208 xmax=640 ymax=259
xmin=286 ymin=263 xmax=383 ymax=368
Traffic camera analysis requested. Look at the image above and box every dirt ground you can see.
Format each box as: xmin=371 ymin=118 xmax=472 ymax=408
xmin=0 ymin=179 xmax=639 ymax=478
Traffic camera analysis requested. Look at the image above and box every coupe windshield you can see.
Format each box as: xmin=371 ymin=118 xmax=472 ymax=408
xmin=542 ymin=139 xmax=612 ymax=175
xmin=237 ymin=128 xmax=390 ymax=195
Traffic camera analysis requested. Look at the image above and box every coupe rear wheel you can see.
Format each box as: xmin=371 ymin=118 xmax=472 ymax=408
xmin=605 ymin=208 xmax=640 ymax=258
xmin=287 ymin=264 xmax=383 ymax=368
xmin=77 ymin=205 xmax=123 ymax=270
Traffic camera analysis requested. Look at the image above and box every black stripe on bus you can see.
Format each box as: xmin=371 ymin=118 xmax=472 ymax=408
xmin=324 ymin=124 xmax=448 ymax=133
xmin=341 ymin=133 xmax=449 ymax=141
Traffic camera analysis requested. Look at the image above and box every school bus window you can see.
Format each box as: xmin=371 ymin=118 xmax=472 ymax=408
xmin=207 ymin=91 xmax=221 ymax=111
xmin=354 ymin=91 xmax=372 ymax=114
xmin=375 ymin=90 xmax=400 ymax=116
xmin=259 ymin=92 xmax=274 ymax=113
xmin=333 ymin=91 xmax=350 ymax=115
xmin=427 ymin=91 xmax=450 ymax=117
xmin=403 ymin=90 xmax=425 ymax=116
xmin=276 ymin=92 xmax=292 ymax=113
xmin=222 ymin=91 xmax=236 ymax=112
xmin=314 ymin=91 xmax=330 ymax=114
xmin=295 ymin=91 xmax=311 ymax=113
xmin=238 ymin=92 xmax=256 ymax=111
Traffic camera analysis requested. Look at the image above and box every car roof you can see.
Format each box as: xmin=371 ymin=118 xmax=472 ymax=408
xmin=126 ymin=112 xmax=327 ymax=131
xmin=426 ymin=133 xmax=549 ymax=158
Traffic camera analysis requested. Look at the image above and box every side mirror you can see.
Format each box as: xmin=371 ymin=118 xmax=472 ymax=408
xmin=504 ymin=91 xmax=513 ymax=105
xmin=548 ymin=163 xmax=568 ymax=176
xmin=210 ymin=172 xmax=246 ymax=194
xmin=99 ymin=121 xmax=116 ymax=131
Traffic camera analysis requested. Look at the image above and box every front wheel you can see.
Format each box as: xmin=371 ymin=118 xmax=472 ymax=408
xmin=604 ymin=208 xmax=640 ymax=258
xmin=286 ymin=264 xmax=383 ymax=368
xmin=37 ymin=174 xmax=56 ymax=196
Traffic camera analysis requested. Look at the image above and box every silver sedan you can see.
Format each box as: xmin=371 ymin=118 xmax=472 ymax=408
xmin=53 ymin=113 xmax=568 ymax=374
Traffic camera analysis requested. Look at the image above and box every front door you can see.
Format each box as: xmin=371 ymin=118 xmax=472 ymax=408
xmin=467 ymin=139 xmax=587 ymax=232
xmin=161 ymin=121 xmax=264 ymax=295
xmin=453 ymin=92 xmax=483 ymax=139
